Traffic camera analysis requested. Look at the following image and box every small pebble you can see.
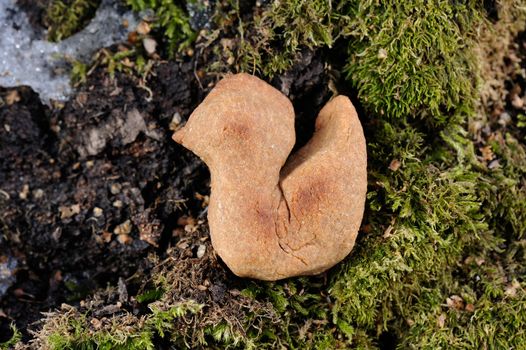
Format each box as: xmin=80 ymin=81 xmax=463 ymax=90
xmin=90 ymin=318 xmax=102 ymax=329
xmin=143 ymin=37 xmax=157 ymax=55
xmin=196 ymin=244 xmax=206 ymax=258
xmin=114 ymin=220 xmax=132 ymax=235
xmin=101 ymin=231 xmax=112 ymax=243
xmin=59 ymin=204 xmax=81 ymax=219
xmin=488 ymin=159 xmax=500 ymax=169
xmin=75 ymin=92 xmax=88 ymax=106
xmin=33 ymin=188 xmax=44 ymax=199
xmin=117 ymin=234 xmax=133 ymax=245
xmin=512 ymin=94 xmax=524 ymax=109
xmin=93 ymin=207 xmax=103 ymax=217
xmin=169 ymin=112 xmax=182 ymax=131
xmin=18 ymin=184 xmax=29 ymax=200
xmin=110 ymin=183 xmax=121 ymax=195
xmin=5 ymin=90 xmax=20 ymax=105
xmin=498 ymin=112 xmax=512 ymax=126
xmin=52 ymin=227 xmax=62 ymax=241
xmin=136 ymin=21 xmax=151 ymax=35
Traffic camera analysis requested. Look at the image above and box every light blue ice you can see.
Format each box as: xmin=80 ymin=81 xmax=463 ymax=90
xmin=0 ymin=0 xmax=138 ymax=103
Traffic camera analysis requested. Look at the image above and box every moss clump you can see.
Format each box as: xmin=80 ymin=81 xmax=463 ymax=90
xmin=231 ymin=0 xmax=481 ymax=126
xmin=37 ymin=301 xmax=204 ymax=350
xmin=0 ymin=324 xmax=21 ymax=350
xmin=397 ymin=131 xmax=526 ymax=348
xmin=401 ymin=288 xmax=526 ymax=349
xmin=45 ymin=0 xmax=101 ymax=42
xmin=331 ymin=122 xmax=485 ymax=334
xmin=235 ymin=0 xmax=336 ymax=76
xmin=126 ymin=0 xmax=195 ymax=54
xmin=485 ymin=133 xmax=526 ymax=237
xmin=342 ymin=1 xmax=480 ymax=124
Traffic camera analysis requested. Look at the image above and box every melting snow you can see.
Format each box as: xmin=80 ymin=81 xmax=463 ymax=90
xmin=0 ymin=0 xmax=139 ymax=103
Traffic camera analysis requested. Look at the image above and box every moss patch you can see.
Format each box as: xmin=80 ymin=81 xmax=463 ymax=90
xmin=224 ymin=0 xmax=481 ymax=125
xmin=0 ymin=324 xmax=21 ymax=350
xmin=125 ymin=0 xmax=195 ymax=54
xmin=45 ymin=0 xmax=101 ymax=42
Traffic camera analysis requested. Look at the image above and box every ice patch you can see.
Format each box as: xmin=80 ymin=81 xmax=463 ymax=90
xmin=0 ymin=0 xmax=139 ymax=103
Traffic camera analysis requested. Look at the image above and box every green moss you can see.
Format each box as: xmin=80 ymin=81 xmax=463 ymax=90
xmin=70 ymin=59 xmax=88 ymax=87
xmin=35 ymin=300 xmax=203 ymax=350
xmin=235 ymin=0 xmax=481 ymax=126
xmin=330 ymin=123 xmax=484 ymax=343
xmin=136 ymin=288 xmax=164 ymax=303
xmin=0 ymin=324 xmax=21 ymax=350
xmin=484 ymin=133 xmax=526 ymax=237
xmin=236 ymin=0 xmax=336 ymax=76
xmin=344 ymin=1 xmax=480 ymax=124
xmin=45 ymin=0 xmax=100 ymax=42
xmin=126 ymin=0 xmax=195 ymax=54
xmin=396 ymin=132 xmax=526 ymax=347
xmin=401 ymin=288 xmax=526 ymax=349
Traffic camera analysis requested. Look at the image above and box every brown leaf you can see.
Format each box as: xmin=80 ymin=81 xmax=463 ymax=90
xmin=512 ymin=94 xmax=524 ymax=109
xmin=389 ymin=159 xmax=401 ymax=171
xmin=479 ymin=146 xmax=494 ymax=162
xmin=5 ymin=90 xmax=20 ymax=105
xmin=136 ymin=21 xmax=151 ymax=35
xmin=117 ymin=234 xmax=133 ymax=245
xmin=446 ymin=295 xmax=464 ymax=310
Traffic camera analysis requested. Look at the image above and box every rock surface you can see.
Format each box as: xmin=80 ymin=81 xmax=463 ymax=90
xmin=173 ymin=73 xmax=367 ymax=280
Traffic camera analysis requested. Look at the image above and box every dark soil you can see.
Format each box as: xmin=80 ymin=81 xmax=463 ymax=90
xmin=16 ymin=0 xmax=51 ymax=32
xmin=0 ymin=28 xmax=334 ymax=342
xmin=0 ymin=59 xmax=209 ymax=340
